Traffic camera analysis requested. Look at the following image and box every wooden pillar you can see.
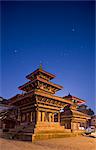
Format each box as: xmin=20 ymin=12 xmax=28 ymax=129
xmin=71 ymin=122 xmax=73 ymax=131
xmin=30 ymin=112 xmax=33 ymax=122
xmin=26 ymin=113 xmax=28 ymax=122
xmin=84 ymin=121 xmax=86 ymax=129
xmin=17 ymin=109 xmax=21 ymax=122
xmin=42 ymin=112 xmax=45 ymax=122
xmin=32 ymin=112 xmax=35 ymax=123
xmin=52 ymin=113 xmax=54 ymax=122
xmin=78 ymin=123 xmax=80 ymax=130
xmin=20 ymin=115 xmax=22 ymax=122
xmin=58 ymin=112 xmax=60 ymax=122
xmin=37 ymin=111 xmax=41 ymax=122
xmin=49 ymin=113 xmax=51 ymax=122
xmin=49 ymin=113 xmax=53 ymax=122
xmin=17 ymin=114 xmax=21 ymax=121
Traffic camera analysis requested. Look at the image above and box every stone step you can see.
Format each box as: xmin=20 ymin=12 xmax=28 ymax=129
xmin=9 ymin=124 xmax=35 ymax=134
xmin=1 ymin=132 xmax=32 ymax=141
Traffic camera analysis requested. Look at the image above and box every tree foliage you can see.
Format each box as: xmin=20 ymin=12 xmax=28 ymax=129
xmin=78 ymin=104 xmax=94 ymax=116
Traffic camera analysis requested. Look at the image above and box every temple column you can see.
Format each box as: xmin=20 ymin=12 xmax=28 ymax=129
xmin=58 ymin=112 xmax=60 ymax=123
xmin=26 ymin=113 xmax=29 ymax=122
xmin=30 ymin=112 xmax=33 ymax=122
xmin=37 ymin=111 xmax=41 ymax=122
xmin=49 ymin=113 xmax=52 ymax=122
xmin=17 ymin=109 xmax=21 ymax=122
xmin=52 ymin=113 xmax=54 ymax=122
xmin=18 ymin=115 xmax=21 ymax=123
xmin=33 ymin=112 xmax=35 ymax=123
xmin=42 ymin=112 xmax=45 ymax=122
xmin=17 ymin=114 xmax=21 ymax=122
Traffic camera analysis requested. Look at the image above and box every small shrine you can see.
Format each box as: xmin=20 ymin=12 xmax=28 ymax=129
xmin=61 ymin=94 xmax=91 ymax=131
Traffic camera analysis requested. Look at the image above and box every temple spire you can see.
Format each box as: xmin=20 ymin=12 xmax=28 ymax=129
xmin=39 ymin=63 xmax=43 ymax=70
xmin=68 ymin=92 xmax=71 ymax=97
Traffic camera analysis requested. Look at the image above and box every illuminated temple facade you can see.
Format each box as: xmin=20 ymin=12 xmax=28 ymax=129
xmin=0 ymin=68 xmax=91 ymax=141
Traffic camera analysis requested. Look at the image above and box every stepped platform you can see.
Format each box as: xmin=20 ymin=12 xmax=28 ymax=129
xmin=0 ymin=122 xmax=84 ymax=141
xmin=0 ymin=129 xmax=83 ymax=142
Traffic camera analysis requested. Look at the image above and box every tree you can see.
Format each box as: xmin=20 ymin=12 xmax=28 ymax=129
xmin=78 ymin=104 xmax=94 ymax=116
xmin=87 ymin=108 xmax=94 ymax=116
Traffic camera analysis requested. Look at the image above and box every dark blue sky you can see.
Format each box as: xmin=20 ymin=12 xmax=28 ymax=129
xmin=1 ymin=1 xmax=95 ymax=113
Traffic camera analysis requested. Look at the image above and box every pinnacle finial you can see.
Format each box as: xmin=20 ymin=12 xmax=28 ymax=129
xmin=68 ymin=92 xmax=71 ymax=96
xmin=39 ymin=62 xmax=43 ymax=70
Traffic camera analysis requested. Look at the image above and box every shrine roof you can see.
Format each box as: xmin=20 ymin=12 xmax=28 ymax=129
xmin=26 ymin=68 xmax=55 ymax=80
xmin=61 ymin=109 xmax=91 ymax=119
xmin=63 ymin=94 xmax=85 ymax=104
xmin=18 ymin=76 xmax=63 ymax=90
xmin=71 ymin=109 xmax=91 ymax=118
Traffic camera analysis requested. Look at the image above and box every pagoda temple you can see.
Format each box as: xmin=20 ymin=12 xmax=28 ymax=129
xmin=0 ymin=67 xmax=91 ymax=141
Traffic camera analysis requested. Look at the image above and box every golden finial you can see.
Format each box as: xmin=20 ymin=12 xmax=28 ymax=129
xmin=39 ymin=61 xmax=43 ymax=70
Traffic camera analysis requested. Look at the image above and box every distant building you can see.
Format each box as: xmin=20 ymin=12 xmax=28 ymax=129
xmin=0 ymin=97 xmax=18 ymax=129
xmin=0 ymin=97 xmax=8 ymax=104
xmin=0 ymin=97 xmax=8 ymax=111
xmin=91 ymin=115 xmax=96 ymax=127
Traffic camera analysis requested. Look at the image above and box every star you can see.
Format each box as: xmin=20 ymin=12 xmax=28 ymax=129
xmin=14 ymin=49 xmax=18 ymax=53
xmin=72 ymin=28 xmax=75 ymax=32
xmin=72 ymin=24 xmax=76 ymax=32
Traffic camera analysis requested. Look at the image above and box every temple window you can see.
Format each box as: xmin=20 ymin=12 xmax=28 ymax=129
xmin=80 ymin=122 xmax=84 ymax=127
xmin=72 ymin=99 xmax=77 ymax=103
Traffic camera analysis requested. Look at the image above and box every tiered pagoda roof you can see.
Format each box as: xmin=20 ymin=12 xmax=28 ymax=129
xmin=18 ymin=68 xmax=63 ymax=94
xmin=8 ymin=68 xmax=86 ymax=108
xmin=26 ymin=68 xmax=55 ymax=80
